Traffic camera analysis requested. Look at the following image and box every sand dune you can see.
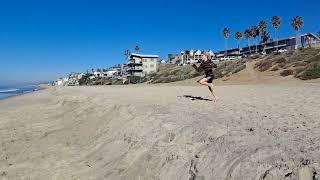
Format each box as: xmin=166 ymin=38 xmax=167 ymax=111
xmin=0 ymin=80 xmax=320 ymax=179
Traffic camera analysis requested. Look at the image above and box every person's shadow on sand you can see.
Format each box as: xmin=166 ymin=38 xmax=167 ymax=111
xmin=178 ymin=95 xmax=213 ymax=102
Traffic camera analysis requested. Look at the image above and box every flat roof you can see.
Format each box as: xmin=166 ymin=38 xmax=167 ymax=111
xmin=130 ymin=53 xmax=159 ymax=58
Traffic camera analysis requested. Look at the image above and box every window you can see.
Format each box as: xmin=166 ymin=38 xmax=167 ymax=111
xmin=150 ymin=64 xmax=154 ymax=68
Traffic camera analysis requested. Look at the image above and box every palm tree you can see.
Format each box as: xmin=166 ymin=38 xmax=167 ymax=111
xmin=235 ymin=32 xmax=243 ymax=55
xmin=244 ymin=29 xmax=252 ymax=54
xmin=261 ymin=30 xmax=270 ymax=54
xmin=259 ymin=20 xmax=267 ymax=32
xmin=223 ymin=27 xmax=230 ymax=57
xmin=261 ymin=30 xmax=270 ymax=43
xmin=251 ymin=25 xmax=260 ymax=53
xmin=291 ymin=16 xmax=304 ymax=49
xmin=135 ymin=45 xmax=140 ymax=53
xmin=271 ymin=16 xmax=281 ymax=51
xmin=124 ymin=49 xmax=130 ymax=56
xmin=259 ymin=20 xmax=267 ymax=52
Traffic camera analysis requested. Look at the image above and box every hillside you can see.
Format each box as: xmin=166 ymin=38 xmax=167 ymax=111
xmin=150 ymin=48 xmax=320 ymax=85
xmin=147 ymin=60 xmax=247 ymax=84
xmin=254 ymin=48 xmax=320 ymax=80
xmin=79 ymin=48 xmax=320 ymax=86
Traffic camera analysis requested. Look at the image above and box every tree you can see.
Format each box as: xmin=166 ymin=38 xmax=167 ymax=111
xmin=259 ymin=20 xmax=267 ymax=32
xmin=261 ymin=31 xmax=270 ymax=43
xmin=251 ymin=25 xmax=260 ymax=53
xmin=124 ymin=49 xmax=130 ymax=56
xmin=135 ymin=45 xmax=140 ymax=53
xmin=235 ymin=32 xmax=243 ymax=55
xmin=259 ymin=20 xmax=267 ymax=52
xmin=244 ymin=29 xmax=252 ymax=54
xmin=261 ymin=30 xmax=270 ymax=53
xmin=223 ymin=27 xmax=230 ymax=57
xmin=271 ymin=16 xmax=281 ymax=51
xmin=291 ymin=16 xmax=304 ymax=49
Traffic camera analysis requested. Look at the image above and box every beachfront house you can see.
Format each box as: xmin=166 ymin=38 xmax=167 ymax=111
xmin=93 ymin=71 xmax=103 ymax=78
xmin=127 ymin=53 xmax=159 ymax=77
xmin=219 ymin=33 xmax=320 ymax=58
xmin=261 ymin=33 xmax=320 ymax=53
xmin=77 ymin=73 xmax=85 ymax=80
xmin=56 ymin=79 xmax=63 ymax=86
xmin=106 ymin=66 xmax=121 ymax=78
xmin=160 ymin=59 xmax=166 ymax=64
xmin=168 ymin=50 xmax=215 ymax=65
xmin=121 ymin=63 xmax=129 ymax=76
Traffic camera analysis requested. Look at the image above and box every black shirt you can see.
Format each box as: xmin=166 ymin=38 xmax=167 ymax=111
xmin=192 ymin=60 xmax=217 ymax=77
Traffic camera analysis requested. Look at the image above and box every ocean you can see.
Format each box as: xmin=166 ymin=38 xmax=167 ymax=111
xmin=0 ymin=85 xmax=40 ymax=100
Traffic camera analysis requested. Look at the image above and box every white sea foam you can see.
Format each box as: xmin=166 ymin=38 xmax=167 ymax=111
xmin=0 ymin=88 xmax=20 ymax=93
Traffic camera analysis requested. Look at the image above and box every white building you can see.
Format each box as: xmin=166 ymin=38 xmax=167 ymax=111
xmin=93 ymin=71 xmax=103 ymax=78
xmin=56 ymin=79 xmax=63 ymax=86
xmin=160 ymin=59 xmax=166 ymax=63
xmin=106 ymin=70 xmax=118 ymax=77
xmin=106 ymin=66 xmax=121 ymax=77
xmin=77 ymin=73 xmax=85 ymax=80
xmin=127 ymin=53 xmax=159 ymax=77
xmin=168 ymin=50 xmax=215 ymax=65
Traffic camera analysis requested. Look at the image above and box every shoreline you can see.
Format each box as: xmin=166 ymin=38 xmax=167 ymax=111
xmin=0 ymin=85 xmax=46 ymax=101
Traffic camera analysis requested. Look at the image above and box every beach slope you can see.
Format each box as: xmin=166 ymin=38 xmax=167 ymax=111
xmin=0 ymin=82 xmax=320 ymax=179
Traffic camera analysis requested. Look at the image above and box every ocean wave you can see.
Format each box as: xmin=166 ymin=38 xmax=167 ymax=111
xmin=0 ymin=88 xmax=20 ymax=93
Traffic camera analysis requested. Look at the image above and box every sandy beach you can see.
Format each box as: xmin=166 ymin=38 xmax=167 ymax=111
xmin=0 ymin=80 xmax=320 ymax=180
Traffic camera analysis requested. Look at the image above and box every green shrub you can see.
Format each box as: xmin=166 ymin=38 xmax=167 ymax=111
xmin=298 ymin=63 xmax=320 ymax=80
xmin=250 ymin=54 xmax=260 ymax=59
xmin=232 ymin=64 xmax=246 ymax=74
xmin=149 ymin=64 xmax=202 ymax=84
xmin=79 ymin=75 xmax=90 ymax=85
xmin=294 ymin=67 xmax=305 ymax=75
xmin=271 ymin=66 xmax=279 ymax=71
xmin=129 ymin=76 xmax=145 ymax=84
xmin=91 ymin=80 xmax=103 ymax=85
xmin=274 ymin=57 xmax=287 ymax=63
xmin=278 ymin=63 xmax=286 ymax=68
xmin=214 ymin=71 xmax=224 ymax=79
xmin=305 ymin=54 xmax=320 ymax=63
xmin=257 ymin=60 xmax=272 ymax=71
xmin=292 ymin=62 xmax=307 ymax=67
xmin=280 ymin=69 xmax=294 ymax=76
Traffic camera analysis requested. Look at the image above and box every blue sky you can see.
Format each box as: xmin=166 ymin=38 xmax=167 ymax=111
xmin=0 ymin=0 xmax=319 ymax=85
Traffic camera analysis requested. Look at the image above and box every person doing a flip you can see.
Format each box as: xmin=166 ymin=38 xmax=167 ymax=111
xmin=191 ymin=54 xmax=219 ymax=102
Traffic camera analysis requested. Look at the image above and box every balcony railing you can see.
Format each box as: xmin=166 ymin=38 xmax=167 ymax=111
xmin=127 ymin=67 xmax=143 ymax=71
xmin=128 ymin=59 xmax=142 ymax=64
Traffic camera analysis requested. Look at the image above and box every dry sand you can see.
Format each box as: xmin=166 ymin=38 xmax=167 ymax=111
xmin=0 ymin=79 xmax=320 ymax=180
